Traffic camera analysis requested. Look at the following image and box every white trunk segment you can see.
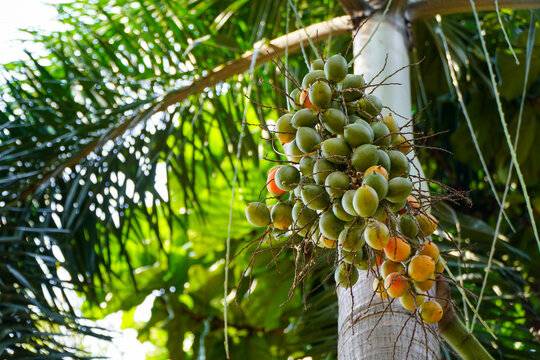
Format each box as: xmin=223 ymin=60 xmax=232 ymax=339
xmin=337 ymin=15 xmax=439 ymax=360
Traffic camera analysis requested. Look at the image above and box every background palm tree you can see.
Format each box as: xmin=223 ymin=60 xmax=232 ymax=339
xmin=1 ymin=0 xmax=539 ymax=358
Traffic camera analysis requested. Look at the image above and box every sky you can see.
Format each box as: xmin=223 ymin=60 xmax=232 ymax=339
xmin=0 ymin=1 xmax=154 ymax=358
xmin=0 ymin=0 xmax=65 ymax=63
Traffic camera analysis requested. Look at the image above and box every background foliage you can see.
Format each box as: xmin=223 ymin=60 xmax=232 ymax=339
xmin=0 ymin=0 xmax=538 ymax=358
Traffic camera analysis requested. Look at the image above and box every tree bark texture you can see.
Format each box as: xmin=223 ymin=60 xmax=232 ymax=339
xmin=337 ymin=14 xmax=439 ymax=360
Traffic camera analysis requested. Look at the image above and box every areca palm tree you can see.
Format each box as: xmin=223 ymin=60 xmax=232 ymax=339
xmin=1 ymin=0 xmax=540 ymax=358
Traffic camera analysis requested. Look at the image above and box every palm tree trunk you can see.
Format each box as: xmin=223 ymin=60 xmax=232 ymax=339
xmin=337 ymin=12 xmax=439 ymax=359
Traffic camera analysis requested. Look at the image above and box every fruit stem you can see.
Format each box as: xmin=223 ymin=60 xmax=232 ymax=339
xmin=437 ymin=276 xmax=494 ymax=360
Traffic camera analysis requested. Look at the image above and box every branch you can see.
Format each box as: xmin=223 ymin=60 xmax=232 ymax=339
xmin=436 ymin=276 xmax=495 ymax=360
xmin=156 ymin=16 xmax=351 ymax=111
xmin=20 ymin=15 xmax=352 ymax=200
xmin=408 ymin=0 xmax=540 ymax=19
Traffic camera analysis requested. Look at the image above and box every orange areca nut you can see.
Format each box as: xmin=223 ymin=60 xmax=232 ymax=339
xmin=380 ymin=260 xmax=405 ymax=278
xmin=384 ymin=272 xmax=409 ymax=298
xmin=408 ymin=255 xmax=436 ymax=282
xmin=267 ymin=166 xmax=287 ymax=196
xmin=384 ymin=237 xmax=411 ymax=262
xmin=420 ymin=301 xmax=443 ymax=323
xmin=416 ymin=213 xmax=439 ymax=236
xmin=414 ymin=278 xmax=435 ymax=292
xmin=419 ymin=241 xmax=440 ymax=261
